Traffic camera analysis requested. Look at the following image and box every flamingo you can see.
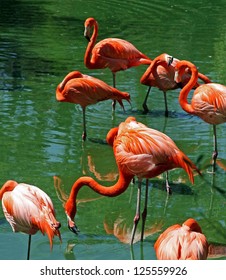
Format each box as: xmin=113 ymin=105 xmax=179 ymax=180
xmin=83 ymin=17 xmax=152 ymax=109
xmin=154 ymin=218 xmax=209 ymax=260
xmin=140 ymin=53 xmax=211 ymax=116
xmin=174 ymin=60 xmax=226 ymax=171
xmin=56 ymin=70 xmax=130 ymax=141
xmin=0 ymin=180 xmax=61 ymax=260
xmin=64 ymin=116 xmax=201 ymax=245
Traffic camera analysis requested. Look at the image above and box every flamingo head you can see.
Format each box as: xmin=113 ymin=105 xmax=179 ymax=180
xmin=84 ymin=17 xmax=97 ymax=42
xmin=64 ymin=199 xmax=79 ymax=234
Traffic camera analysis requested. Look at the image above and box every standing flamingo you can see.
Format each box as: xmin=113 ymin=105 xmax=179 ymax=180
xmin=64 ymin=116 xmax=201 ymax=245
xmin=0 ymin=180 xmax=61 ymax=260
xmin=56 ymin=70 xmax=130 ymax=141
xmin=84 ymin=17 xmax=152 ymax=109
xmin=140 ymin=53 xmax=211 ymax=116
xmin=174 ymin=60 xmax=226 ymax=171
xmin=154 ymin=218 xmax=209 ymax=260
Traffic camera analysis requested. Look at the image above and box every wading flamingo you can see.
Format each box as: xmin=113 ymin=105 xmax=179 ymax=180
xmin=154 ymin=218 xmax=208 ymax=260
xmin=84 ymin=17 xmax=152 ymax=109
xmin=56 ymin=70 xmax=130 ymax=141
xmin=0 ymin=180 xmax=61 ymax=260
xmin=64 ymin=116 xmax=201 ymax=245
xmin=174 ymin=60 xmax=226 ymax=171
xmin=140 ymin=53 xmax=211 ymax=116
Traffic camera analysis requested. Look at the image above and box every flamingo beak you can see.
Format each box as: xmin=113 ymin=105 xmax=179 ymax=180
xmin=85 ymin=35 xmax=90 ymax=42
xmin=68 ymin=220 xmax=80 ymax=234
xmin=84 ymin=27 xmax=91 ymax=42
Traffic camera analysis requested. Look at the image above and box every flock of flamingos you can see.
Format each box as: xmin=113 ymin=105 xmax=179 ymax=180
xmin=0 ymin=17 xmax=226 ymax=260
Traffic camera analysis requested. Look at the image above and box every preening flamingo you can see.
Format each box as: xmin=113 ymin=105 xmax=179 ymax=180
xmin=154 ymin=218 xmax=208 ymax=260
xmin=140 ymin=53 xmax=211 ymax=116
xmin=84 ymin=17 xmax=152 ymax=109
xmin=174 ymin=60 xmax=226 ymax=171
xmin=64 ymin=116 xmax=200 ymax=245
xmin=56 ymin=70 xmax=130 ymax=141
xmin=0 ymin=180 xmax=61 ymax=260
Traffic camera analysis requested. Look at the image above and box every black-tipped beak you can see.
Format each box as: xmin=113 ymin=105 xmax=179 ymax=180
xmin=168 ymin=56 xmax=173 ymax=66
xmin=85 ymin=35 xmax=90 ymax=42
xmin=68 ymin=223 xmax=80 ymax=234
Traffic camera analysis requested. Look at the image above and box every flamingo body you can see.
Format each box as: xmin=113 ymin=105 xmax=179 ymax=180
xmin=154 ymin=218 xmax=208 ymax=260
xmin=84 ymin=17 xmax=151 ymax=89
xmin=56 ymin=70 xmax=130 ymax=140
xmin=189 ymin=83 xmax=226 ymax=125
xmin=0 ymin=180 xmax=61 ymax=251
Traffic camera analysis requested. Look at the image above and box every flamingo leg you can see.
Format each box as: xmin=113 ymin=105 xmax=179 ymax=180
xmin=130 ymin=179 xmax=142 ymax=245
xmin=82 ymin=108 xmax=87 ymax=141
xmin=27 ymin=234 xmax=31 ymax=260
xmin=140 ymin=179 xmax=149 ymax=242
xmin=142 ymin=86 xmax=151 ymax=113
xmin=212 ymin=124 xmax=218 ymax=173
xmin=163 ymin=91 xmax=169 ymax=117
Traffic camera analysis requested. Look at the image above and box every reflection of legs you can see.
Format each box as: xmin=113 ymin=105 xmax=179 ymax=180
xmin=112 ymin=73 xmax=116 ymax=111
xmin=165 ymin=171 xmax=172 ymax=194
xmin=130 ymin=179 xmax=142 ymax=245
xmin=141 ymin=179 xmax=149 ymax=242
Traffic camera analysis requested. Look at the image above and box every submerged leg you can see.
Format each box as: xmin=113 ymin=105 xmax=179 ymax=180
xmin=140 ymin=179 xmax=149 ymax=242
xmin=142 ymin=86 xmax=151 ymax=113
xmin=130 ymin=179 xmax=142 ymax=245
xmin=163 ymin=91 xmax=169 ymax=117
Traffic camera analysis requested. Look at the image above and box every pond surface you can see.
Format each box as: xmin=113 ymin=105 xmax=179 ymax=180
xmin=0 ymin=0 xmax=225 ymax=260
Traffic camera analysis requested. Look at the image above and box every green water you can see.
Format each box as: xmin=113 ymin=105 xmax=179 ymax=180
xmin=0 ymin=0 xmax=225 ymax=260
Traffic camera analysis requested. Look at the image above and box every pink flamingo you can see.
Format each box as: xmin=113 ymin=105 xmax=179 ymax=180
xmin=174 ymin=60 xmax=226 ymax=171
xmin=64 ymin=116 xmax=200 ymax=245
xmin=56 ymin=70 xmax=130 ymax=140
xmin=0 ymin=180 xmax=61 ymax=260
xmin=84 ymin=17 xmax=152 ymax=109
xmin=154 ymin=218 xmax=208 ymax=260
xmin=140 ymin=53 xmax=211 ymax=116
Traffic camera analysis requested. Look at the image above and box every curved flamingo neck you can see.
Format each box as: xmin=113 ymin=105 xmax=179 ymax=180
xmin=140 ymin=58 xmax=162 ymax=84
xmin=178 ymin=62 xmax=199 ymax=114
xmin=0 ymin=180 xmax=18 ymax=199
xmin=183 ymin=218 xmax=202 ymax=233
xmin=58 ymin=71 xmax=83 ymax=91
xmin=65 ymin=170 xmax=133 ymax=219
xmin=84 ymin=21 xmax=98 ymax=69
